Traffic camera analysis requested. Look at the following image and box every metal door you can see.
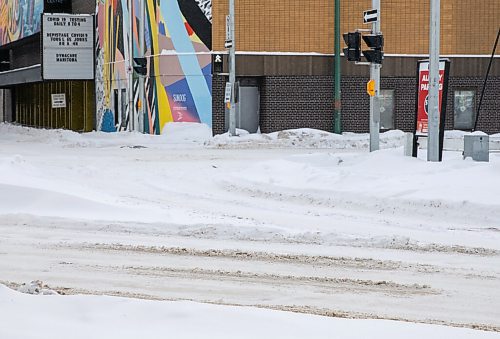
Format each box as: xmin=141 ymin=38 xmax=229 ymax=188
xmin=237 ymin=85 xmax=260 ymax=133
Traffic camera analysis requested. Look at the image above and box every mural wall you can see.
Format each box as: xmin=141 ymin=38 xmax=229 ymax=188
xmin=96 ymin=0 xmax=212 ymax=134
xmin=0 ymin=0 xmax=43 ymax=46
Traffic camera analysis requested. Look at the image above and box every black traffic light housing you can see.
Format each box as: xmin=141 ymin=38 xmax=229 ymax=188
xmin=133 ymin=57 xmax=147 ymax=76
xmin=362 ymin=34 xmax=384 ymax=64
xmin=343 ymin=32 xmax=361 ymax=62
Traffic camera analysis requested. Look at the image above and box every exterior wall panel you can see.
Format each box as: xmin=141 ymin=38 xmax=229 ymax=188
xmin=213 ymin=72 xmax=500 ymax=135
xmin=213 ymin=0 xmax=500 ymax=55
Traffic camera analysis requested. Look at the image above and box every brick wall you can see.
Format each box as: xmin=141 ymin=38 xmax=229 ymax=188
xmin=448 ymin=77 xmax=500 ymax=133
xmin=213 ymin=74 xmax=500 ymax=135
xmin=341 ymin=77 xmax=417 ymax=133
xmin=340 ymin=76 xmax=500 ymax=134
xmin=260 ymin=76 xmax=334 ymax=133
xmin=213 ymin=0 xmax=500 ymax=55
xmin=72 ymin=0 xmax=95 ymax=14
xmin=212 ymin=75 xmax=226 ymax=135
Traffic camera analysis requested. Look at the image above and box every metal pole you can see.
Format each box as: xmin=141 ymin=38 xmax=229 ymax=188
xmin=474 ymin=27 xmax=499 ymax=132
xmin=127 ymin=0 xmax=135 ymax=131
xmin=139 ymin=0 xmax=146 ymax=133
xmin=428 ymin=0 xmax=440 ymax=161
xmin=369 ymin=0 xmax=381 ymax=152
xmin=333 ymin=0 xmax=342 ymax=134
xmin=228 ymin=0 xmax=236 ymax=136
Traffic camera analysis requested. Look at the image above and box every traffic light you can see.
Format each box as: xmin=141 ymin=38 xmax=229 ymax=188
xmin=362 ymin=34 xmax=384 ymax=64
xmin=343 ymin=32 xmax=361 ymax=62
xmin=133 ymin=57 xmax=147 ymax=76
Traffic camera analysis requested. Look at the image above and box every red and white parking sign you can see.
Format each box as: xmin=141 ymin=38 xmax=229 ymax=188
xmin=416 ymin=60 xmax=447 ymax=136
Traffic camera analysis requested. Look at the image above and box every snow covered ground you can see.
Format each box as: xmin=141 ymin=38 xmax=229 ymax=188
xmin=1 ymin=284 xmax=498 ymax=339
xmin=1 ymin=123 xmax=499 ymax=337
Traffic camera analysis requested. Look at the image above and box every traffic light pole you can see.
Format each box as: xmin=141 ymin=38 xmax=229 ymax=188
xmin=369 ymin=0 xmax=381 ymax=152
xmin=228 ymin=0 xmax=236 ymax=136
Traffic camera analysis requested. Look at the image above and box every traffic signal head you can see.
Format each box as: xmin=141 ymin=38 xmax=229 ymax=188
xmin=363 ymin=50 xmax=384 ymax=64
xmin=342 ymin=32 xmax=361 ymax=62
xmin=362 ymin=34 xmax=384 ymax=64
xmin=362 ymin=35 xmax=384 ymax=50
xmin=133 ymin=57 xmax=147 ymax=76
xmin=343 ymin=32 xmax=361 ymax=48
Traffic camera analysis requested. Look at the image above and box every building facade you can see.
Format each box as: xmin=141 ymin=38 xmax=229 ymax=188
xmin=0 ymin=0 xmax=95 ymax=131
xmin=212 ymin=0 xmax=500 ymax=135
xmin=95 ymin=0 xmax=212 ymax=133
xmin=0 ymin=0 xmax=499 ymax=135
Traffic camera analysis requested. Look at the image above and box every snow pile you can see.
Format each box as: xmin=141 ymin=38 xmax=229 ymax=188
xmin=1 ymin=122 xmax=500 ymax=227
xmin=419 ymin=130 xmax=500 ymax=151
xmin=160 ymin=122 xmax=213 ymax=144
xmin=209 ymin=128 xmax=407 ymax=149
xmin=3 ymin=122 xmax=499 ymax=151
xmin=17 ymin=281 xmax=58 ymax=295
xmin=0 ymin=284 xmax=497 ymax=339
xmin=0 ymin=122 xmax=212 ymax=149
xmin=233 ymin=148 xmax=500 ymax=200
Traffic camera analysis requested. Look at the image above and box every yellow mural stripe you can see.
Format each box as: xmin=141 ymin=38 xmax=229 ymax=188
xmin=147 ymin=0 xmax=173 ymax=129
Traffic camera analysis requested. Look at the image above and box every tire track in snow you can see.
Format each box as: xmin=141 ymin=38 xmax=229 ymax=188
xmin=2 ymin=280 xmax=498 ymax=333
xmin=61 ymin=242 xmax=441 ymax=273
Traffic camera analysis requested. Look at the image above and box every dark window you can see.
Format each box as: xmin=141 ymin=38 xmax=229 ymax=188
xmin=454 ymin=90 xmax=476 ymax=130
xmin=379 ymin=89 xmax=395 ymax=130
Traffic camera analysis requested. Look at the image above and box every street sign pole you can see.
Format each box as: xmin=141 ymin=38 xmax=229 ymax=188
xmin=228 ymin=0 xmax=236 ymax=136
xmin=369 ymin=0 xmax=381 ymax=152
xmin=428 ymin=0 xmax=440 ymax=161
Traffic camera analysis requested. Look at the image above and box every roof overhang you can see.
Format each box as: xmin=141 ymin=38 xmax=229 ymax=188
xmin=0 ymin=64 xmax=42 ymax=88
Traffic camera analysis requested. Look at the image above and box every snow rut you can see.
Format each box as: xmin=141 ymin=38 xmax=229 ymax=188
xmin=73 ymin=243 xmax=441 ymax=273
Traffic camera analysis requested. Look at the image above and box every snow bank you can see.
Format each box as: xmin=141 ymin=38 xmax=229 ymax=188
xmin=233 ymin=148 xmax=500 ymax=204
xmin=3 ymin=122 xmax=498 ymax=151
xmin=0 ymin=284 xmax=497 ymax=339
xmin=209 ymin=128 xmax=407 ymax=149
xmin=0 ymin=122 xmax=212 ymax=148
xmin=1 ymin=123 xmax=500 ymax=227
xmin=160 ymin=122 xmax=213 ymax=144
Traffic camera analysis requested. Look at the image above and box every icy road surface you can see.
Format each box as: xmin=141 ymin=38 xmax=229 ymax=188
xmin=0 ymin=124 xmax=499 ymax=332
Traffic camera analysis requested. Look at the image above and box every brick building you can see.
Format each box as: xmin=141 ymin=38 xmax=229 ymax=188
xmin=212 ymin=0 xmax=500 ymax=134
xmin=0 ymin=0 xmax=498 ymax=135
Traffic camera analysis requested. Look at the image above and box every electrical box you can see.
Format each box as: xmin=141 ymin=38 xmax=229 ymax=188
xmin=463 ymin=135 xmax=489 ymax=162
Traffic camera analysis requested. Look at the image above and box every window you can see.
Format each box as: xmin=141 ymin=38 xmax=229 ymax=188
xmin=379 ymin=90 xmax=395 ymax=130
xmin=454 ymin=90 xmax=476 ymax=130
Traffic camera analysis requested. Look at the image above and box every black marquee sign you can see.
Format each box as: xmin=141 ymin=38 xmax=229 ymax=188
xmin=44 ymin=0 xmax=72 ymax=14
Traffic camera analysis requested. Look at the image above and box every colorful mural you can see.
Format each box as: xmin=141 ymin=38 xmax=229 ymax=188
xmin=96 ymin=0 xmax=212 ymax=134
xmin=0 ymin=0 xmax=43 ymax=46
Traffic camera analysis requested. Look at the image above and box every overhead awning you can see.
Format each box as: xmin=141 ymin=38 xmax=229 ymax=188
xmin=0 ymin=64 xmax=42 ymax=88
